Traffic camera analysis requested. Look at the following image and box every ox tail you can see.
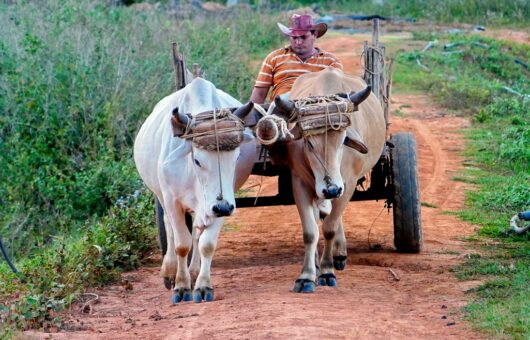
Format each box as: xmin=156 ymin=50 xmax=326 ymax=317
xmin=0 ymin=235 xmax=26 ymax=282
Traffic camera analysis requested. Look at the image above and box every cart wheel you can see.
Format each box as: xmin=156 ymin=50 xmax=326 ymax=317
xmin=155 ymin=198 xmax=193 ymax=256
xmin=390 ymin=132 xmax=422 ymax=253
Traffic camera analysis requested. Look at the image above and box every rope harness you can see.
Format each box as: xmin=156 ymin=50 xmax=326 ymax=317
xmin=180 ymin=108 xmax=245 ymax=151
xmin=180 ymin=108 xmax=246 ymax=204
xmin=256 ymin=93 xmax=357 ymax=182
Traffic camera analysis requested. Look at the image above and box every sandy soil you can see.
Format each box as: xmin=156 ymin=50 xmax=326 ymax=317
xmin=24 ymin=27 xmax=515 ymax=340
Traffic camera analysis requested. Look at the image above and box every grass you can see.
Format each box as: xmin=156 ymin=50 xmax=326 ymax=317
xmin=391 ymin=27 xmax=529 ymax=339
xmin=420 ymin=202 xmax=438 ymax=208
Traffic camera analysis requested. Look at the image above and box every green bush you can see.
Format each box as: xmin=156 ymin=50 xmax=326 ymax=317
xmin=0 ymin=0 xmax=283 ymax=332
xmin=0 ymin=189 xmax=156 ymax=331
xmin=0 ymin=1 xmax=282 ymax=258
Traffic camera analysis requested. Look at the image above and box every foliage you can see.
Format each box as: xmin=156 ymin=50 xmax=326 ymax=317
xmin=395 ymin=34 xmax=529 ymax=115
xmin=453 ymin=242 xmax=530 ymax=338
xmin=390 ymin=22 xmax=529 ymax=338
xmin=394 ymin=34 xmax=530 ymax=339
xmin=256 ymin=0 xmax=529 ymax=26
xmin=0 ymin=0 xmax=282 ymax=332
xmin=0 ymin=188 xmax=156 ymax=332
xmin=0 ymin=0 xmax=282 ymax=259
xmin=116 ymin=0 xmax=530 ymax=26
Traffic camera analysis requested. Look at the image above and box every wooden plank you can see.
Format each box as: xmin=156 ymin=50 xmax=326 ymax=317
xmin=172 ymin=42 xmax=187 ymax=90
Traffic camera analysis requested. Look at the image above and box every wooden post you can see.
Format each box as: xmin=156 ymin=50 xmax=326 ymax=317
xmin=363 ymin=19 xmax=391 ymax=127
xmin=371 ymin=19 xmax=380 ymax=102
xmin=172 ymin=42 xmax=187 ymax=90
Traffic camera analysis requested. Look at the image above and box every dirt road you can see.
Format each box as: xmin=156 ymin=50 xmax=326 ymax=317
xmin=29 ymin=31 xmax=488 ymax=339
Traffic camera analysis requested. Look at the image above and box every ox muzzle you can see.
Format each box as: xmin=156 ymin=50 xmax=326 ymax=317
xmin=322 ymin=175 xmax=343 ymax=199
xmin=212 ymin=199 xmax=235 ymax=217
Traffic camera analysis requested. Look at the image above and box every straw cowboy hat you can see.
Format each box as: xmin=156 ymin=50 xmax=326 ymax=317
xmin=277 ymin=14 xmax=328 ymax=38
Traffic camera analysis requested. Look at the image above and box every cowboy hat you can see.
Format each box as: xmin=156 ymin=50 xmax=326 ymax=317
xmin=277 ymin=14 xmax=328 ymax=38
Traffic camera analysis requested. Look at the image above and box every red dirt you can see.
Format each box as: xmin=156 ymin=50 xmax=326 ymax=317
xmin=26 ymin=28 xmax=516 ymax=340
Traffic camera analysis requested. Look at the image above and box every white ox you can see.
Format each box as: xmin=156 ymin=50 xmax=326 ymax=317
xmin=257 ymin=68 xmax=386 ymax=292
xmin=134 ymin=77 xmax=256 ymax=303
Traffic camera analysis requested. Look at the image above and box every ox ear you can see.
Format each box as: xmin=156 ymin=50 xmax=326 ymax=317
xmin=348 ymin=86 xmax=372 ymax=105
xmin=171 ymin=107 xmax=190 ymax=137
xmin=272 ymin=95 xmax=296 ymax=122
xmin=344 ymin=129 xmax=368 ymax=154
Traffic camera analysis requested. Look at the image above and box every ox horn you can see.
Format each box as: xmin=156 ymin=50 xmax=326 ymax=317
xmin=273 ymin=95 xmax=296 ymax=122
xmin=233 ymin=101 xmax=254 ymax=120
xmin=171 ymin=107 xmax=190 ymax=137
xmin=348 ymin=86 xmax=372 ymax=105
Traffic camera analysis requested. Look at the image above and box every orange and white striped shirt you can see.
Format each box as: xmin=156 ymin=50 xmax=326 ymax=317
xmin=254 ymin=46 xmax=343 ymax=101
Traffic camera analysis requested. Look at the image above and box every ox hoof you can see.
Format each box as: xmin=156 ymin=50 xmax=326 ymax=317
xmin=292 ymin=279 xmax=316 ymax=293
xmin=333 ymin=256 xmax=347 ymax=271
xmin=193 ymin=287 xmax=214 ymax=303
xmin=163 ymin=277 xmax=175 ymax=290
xmin=318 ymin=273 xmax=337 ymax=287
xmin=171 ymin=288 xmax=192 ymax=304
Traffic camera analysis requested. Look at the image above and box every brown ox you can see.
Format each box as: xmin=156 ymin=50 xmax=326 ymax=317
xmin=256 ymin=68 xmax=386 ymax=292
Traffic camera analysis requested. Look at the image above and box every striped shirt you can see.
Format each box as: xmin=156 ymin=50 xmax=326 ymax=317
xmin=254 ymin=46 xmax=343 ymax=101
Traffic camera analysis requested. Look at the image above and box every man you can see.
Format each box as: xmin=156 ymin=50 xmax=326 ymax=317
xmin=250 ymin=14 xmax=343 ymax=104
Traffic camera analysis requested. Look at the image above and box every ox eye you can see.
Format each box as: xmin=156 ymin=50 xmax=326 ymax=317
xmin=307 ymin=140 xmax=314 ymax=150
xmin=194 ymin=159 xmax=201 ymax=167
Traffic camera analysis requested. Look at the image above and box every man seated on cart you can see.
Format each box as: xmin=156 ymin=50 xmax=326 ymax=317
xmin=249 ymin=13 xmax=344 ymax=216
xmin=250 ymin=13 xmax=343 ymax=104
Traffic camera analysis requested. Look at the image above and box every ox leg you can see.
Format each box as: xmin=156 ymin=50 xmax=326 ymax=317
xmin=333 ymin=219 xmax=348 ymax=271
xmin=164 ymin=201 xmax=193 ymax=304
xmin=193 ymin=218 xmax=223 ymax=303
xmin=292 ymin=177 xmax=319 ymax=293
xmin=160 ymin=211 xmax=177 ymax=290
xmin=188 ymin=225 xmax=201 ymax=289
xmin=319 ymin=187 xmax=354 ymax=287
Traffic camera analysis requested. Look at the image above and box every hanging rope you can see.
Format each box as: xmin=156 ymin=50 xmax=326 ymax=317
xmin=213 ymin=108 xmax=223 ymax=201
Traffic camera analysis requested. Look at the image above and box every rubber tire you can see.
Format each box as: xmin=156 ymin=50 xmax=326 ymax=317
xmin=390 ymin=132 xmax=422 ymax=253
xmin=155 ymin=198 xmax=192 ymax=256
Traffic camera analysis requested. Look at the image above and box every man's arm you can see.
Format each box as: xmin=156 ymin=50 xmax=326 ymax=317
xmin=250 ymin=86 xmax=270 ymax=104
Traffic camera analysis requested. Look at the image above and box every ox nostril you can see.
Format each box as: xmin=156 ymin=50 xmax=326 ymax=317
xmin=323 ymin=185 xmax=341 ymax=199
xmin=213 ymin=201 xmax=233 ymax=217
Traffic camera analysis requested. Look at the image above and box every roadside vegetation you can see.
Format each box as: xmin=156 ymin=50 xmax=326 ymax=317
xmin=0 ymin=1 xmax=282 ymax=335
xmin=394 ymin=33 xmax=529 ymax=338
xmin=0 ymin=0 xmax=528 ymax=338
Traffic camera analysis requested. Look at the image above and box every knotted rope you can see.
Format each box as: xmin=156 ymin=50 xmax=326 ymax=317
xmin=180 ymin=108 xmax=245 ymax=151
xmin=296 ymin=94 xmax=355 ymax=176
xmin=213 ymin=108 xmax=223 ymax=200
xmin=294 ymin=94 xmax=354 ymax=137
xmin=254 ymin=103 xmax=294 ymax=145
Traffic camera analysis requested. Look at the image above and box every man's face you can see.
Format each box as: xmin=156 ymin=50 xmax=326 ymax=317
xmin=289 ymin=31 xmax=316 ymax=58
